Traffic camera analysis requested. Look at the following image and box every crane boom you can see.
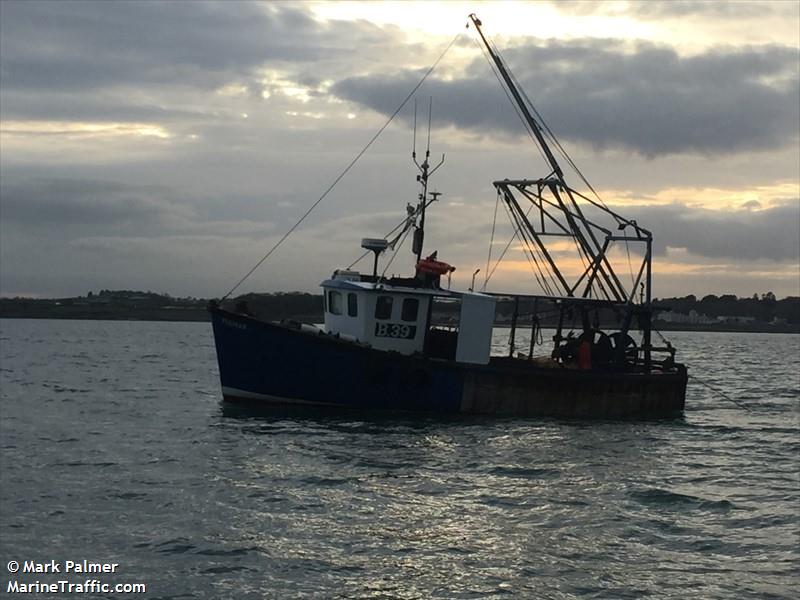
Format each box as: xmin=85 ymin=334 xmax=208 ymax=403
xmin=468 ymin=13 xmax=564 ymax=183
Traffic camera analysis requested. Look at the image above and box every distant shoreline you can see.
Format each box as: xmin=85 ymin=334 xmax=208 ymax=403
xmin=2 ymin=291 xmax=797 ymax=334
xmin=1 ymin=312 xmax=797 ymax=334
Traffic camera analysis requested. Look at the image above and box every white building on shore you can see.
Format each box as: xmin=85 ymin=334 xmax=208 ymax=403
xmin=655 ymin=309 xmax=716 ymax=325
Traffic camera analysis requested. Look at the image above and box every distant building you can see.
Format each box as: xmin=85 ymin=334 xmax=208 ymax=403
xmin=716 ymin=315 xmax=756 ymax=324
xmin=656 ymin=309 xmax=715 ymax=325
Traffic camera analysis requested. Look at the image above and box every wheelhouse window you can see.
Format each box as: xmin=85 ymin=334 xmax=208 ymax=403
xmin=347 ymin=293 xmax=358 ymax=317
xmin=328 ymin=290 xmax=343 ymax=315
xmin=375 ymin=296 xmax=393 ymax=320
xmin=401 ymin=298 xmax=419 ymax=322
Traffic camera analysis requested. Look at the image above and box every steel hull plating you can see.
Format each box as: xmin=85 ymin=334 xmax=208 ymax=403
xmin=210 ymin=308 xmax=687 ymax=418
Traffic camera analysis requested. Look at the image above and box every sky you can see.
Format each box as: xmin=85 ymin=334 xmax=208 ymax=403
xmin=1 ymin=0 xmax=798 ymax=300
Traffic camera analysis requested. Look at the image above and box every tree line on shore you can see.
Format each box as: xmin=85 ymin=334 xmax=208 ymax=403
xmin=1 ymin=290 xmax=798 ymax=326
xmin=653 ymin=292 xmax=797 ymax=324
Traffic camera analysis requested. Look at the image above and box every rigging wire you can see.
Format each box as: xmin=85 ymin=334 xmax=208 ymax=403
xmin=481 ymin=36 xmax=620 ymax=298
xmin=346 ymin=193 xmax=438 ymax=270
xmin=471 ymin=22 xmax=639 ymax=303
xmin=482 ymin=188 xmax=501 ymax=290
xmin=528 ymin=234 xmax=560 ymax=295
xmin=472 ymin=37 xmax=550 ymax=169
xmin=624 ymin=239 xmax=637 ymax=290
xmin=380 ymin=225 xmax=413 ymax=278
xmin=475 ymin=30 xmax=628 ymax=300
xmin=498 ymin=201 xmax=535 ymax=285
xmin=484 ymin=203 xmax=534 ymax=286
xmin=502 ymin=200 xmax=555 ymax=295
xmin=514 ymin=72 xmax=638 ymax=291
xmin=510 ymin=196 xmax=564 ymax=296
xmin=507 ymin=63 xmax=607 ymax=210
xmin=473 ymin=34 xmax=564 ymax=295
xmin=346 ymin=216 xmax=408 ymax=270
xmin=220 ymin=32 xmax=462 ymax=301
xmin=348 ymin=251 xmax=380 ymax=271
xmin=515 ymin=100 xmax=619 ymax=296
xmin=500 ymin=51 xmax=638 ymax=292
xmin=485 ymin=39 xmax=551 ymax=168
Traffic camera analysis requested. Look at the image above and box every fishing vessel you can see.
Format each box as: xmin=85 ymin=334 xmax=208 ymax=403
xmin=209 ymin=15 xmax=687 ymax=418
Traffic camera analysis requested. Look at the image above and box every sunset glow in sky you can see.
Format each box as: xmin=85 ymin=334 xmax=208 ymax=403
xmin=1 ymin=1 xmax=798 ymax=299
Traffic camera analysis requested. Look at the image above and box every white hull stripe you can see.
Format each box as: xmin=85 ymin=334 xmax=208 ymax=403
xmin=220 ymin=386 xmax=338 ymax=406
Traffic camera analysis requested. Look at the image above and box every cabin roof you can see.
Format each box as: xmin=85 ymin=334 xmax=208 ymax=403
xmin=320 ymin=278 xmax=492 ymax=300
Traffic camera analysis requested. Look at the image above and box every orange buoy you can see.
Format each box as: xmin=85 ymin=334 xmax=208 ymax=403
xmin=416 ymin=257 xmax=456 ymax=276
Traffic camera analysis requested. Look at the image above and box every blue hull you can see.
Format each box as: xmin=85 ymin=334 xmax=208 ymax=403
xmin=210 ymin=308 xmax=687 ymax=417
xmin=210 ymin=308 xmax=465 ymax=412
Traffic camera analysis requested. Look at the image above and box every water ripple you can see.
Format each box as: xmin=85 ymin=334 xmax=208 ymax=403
xmin=1 ymin=320 xmax=797 ymax=599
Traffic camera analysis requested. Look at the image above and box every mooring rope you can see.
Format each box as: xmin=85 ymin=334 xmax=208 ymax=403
xmin=220 ymin=32 xmax=462 ymax=300
xmin=688 ymin=374 xmax=754 ymax=413
xmin=653 ymin=327 xmax=754 ymax=413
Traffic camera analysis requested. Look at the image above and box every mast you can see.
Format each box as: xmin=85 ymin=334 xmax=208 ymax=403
xmin=412 ymin=98 xmax=444 ymax=261
xmin=468 ymin=14 xmax=564 ymax=184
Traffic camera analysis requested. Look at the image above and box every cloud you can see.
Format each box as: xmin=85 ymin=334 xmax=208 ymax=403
xmin=1 ymin=174 xmax=797 ymax=298
xmin=0 ymin=1 xmax=398 ymax=124
xmin=4 ymin=2 xmax=796 ymax=158
xmin=0 ymin=176 xmax=285 ymax=239
xmin=550 ymin=0 xmax=796 ymax=19
xmin=0 ymin=178 xmax=181 ymax=227
xmin=0 ymin=2 xmax=797 ymax=299
xmin=314 ymin=191 xmax=800 ymax=273
xmin=0 ymin=1 xmax=378 ymax=91
xmin=626 ymin=0 xmax=795 ymax=19
xmin=626 ymin=200 xmax=800 ymax=261
xmin=332 ymin=38 xmax=799 ymax=157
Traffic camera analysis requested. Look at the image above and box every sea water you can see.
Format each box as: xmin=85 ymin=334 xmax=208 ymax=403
xmin=1 ymin=319 xmax=798 ymax=599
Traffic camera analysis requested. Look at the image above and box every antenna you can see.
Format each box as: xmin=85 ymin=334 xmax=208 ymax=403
xmin=412 ymin=98 xmax=418 ymax=159
xmin=426 ymin=96 xmax=433 ymax=156
xmin=411 ymin=97 xmax=446 ymax=262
